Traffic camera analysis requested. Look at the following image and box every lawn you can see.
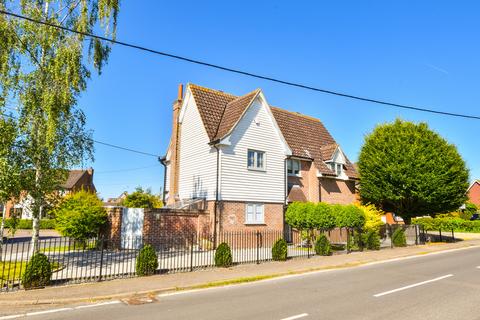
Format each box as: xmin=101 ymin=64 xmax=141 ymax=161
xmin=0 ymin=261 xmax=62 ymax=282
xmin=40 ymin=241 xmax=97 ymax=253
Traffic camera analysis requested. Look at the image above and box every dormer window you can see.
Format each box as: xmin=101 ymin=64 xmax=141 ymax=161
xmin=330 ymin=162 xmax=343 ymax=176
xmin=287 ymin=159 xmax=301 ymax=176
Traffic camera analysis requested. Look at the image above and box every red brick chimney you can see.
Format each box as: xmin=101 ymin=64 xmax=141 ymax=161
xmin=167 ymin=84 xmax=183 ymax=205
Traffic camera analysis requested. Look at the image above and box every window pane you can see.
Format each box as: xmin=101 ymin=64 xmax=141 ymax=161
xmin=294 ymin=160 xmax=300 ymax=174
xmin=246 ymin=204 xmax=254 ymax=223
xmin=257 ymin=152 xmax=264 ymax=169
xmin=287 ymin=160 xmax=292 ymax=174
xmin=248 ymin=151 xmax=255 ymax=168
xmin=255 ymin=204 xmax=264 ymax=223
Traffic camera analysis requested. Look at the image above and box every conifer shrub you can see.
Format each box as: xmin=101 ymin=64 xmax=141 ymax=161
xmin=364 ymin=230 xmax=381 ymax=250
xmin=272 ymin=238 xmax=288 ymax=261
xmin=314 ymin=234 xmax=332 ymax=256
xmin=214 ymin=242 xmax=233 ymax=267
xmin=22 ymin=253 xmax=52 ymax=289
xmin=392 ymin=228 xmax=407 ymax=247
xmin=136 ymin=245 xmax=158 ymax=276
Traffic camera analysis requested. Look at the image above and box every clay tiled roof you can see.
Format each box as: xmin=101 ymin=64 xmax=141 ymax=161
xmin=62 ymin=170 xmax=86 ymax=189
xmin=287 ymin=185 xmax=307 ymax=202
xmin=189 ymin=84 xmax=237 ymax=140
xmin=187 ymin=84 xmax=359 ymax=180
xmin=320 ymin=143 xmax=338 ymax=161
xmin=214 ymin=89 xmax=260 ymax=140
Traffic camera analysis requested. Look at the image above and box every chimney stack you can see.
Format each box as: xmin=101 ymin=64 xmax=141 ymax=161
xmin=167 ymin=84 xmax=184 ymax=205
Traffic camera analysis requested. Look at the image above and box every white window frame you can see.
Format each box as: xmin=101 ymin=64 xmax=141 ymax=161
xmin=329 ymin=162 xmax=343 ymax=176
xmin=245 ymin=203 xmax=265 ymax=224
xmin=247 ymin=149 xmax=265 ymax=171
xmin=287 ymin=159 xmax=301 ymax=176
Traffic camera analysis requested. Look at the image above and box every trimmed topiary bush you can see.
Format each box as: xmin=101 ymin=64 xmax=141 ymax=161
xmin=214 ymin=242 xmax=232 ymax=267
xmin=272 ymin=238 xmax=288 ymax=261
xmin=392 ymin=228 xmax=407 ymax=247
xmin=22 ymin=253 xmax=52 ymax=289
xmin=364 ymin=230 xmax=381 ymax=250
xmin=314 ymin=234 xmax=332 ymax=256
xmin=136 ymin=245 xmax=158 ymax=276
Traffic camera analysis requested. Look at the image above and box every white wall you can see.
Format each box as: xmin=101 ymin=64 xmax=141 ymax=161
xmin=220 ymin=97 xmax=287 ymax=203
xmin=177 ymin=91 xmax=218 ymax=201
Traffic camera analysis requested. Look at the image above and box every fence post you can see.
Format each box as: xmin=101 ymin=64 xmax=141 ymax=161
xmin=256 ymin=231 xmax=260 ymax=264
xmin=415 ymin=225 xmax=418 ymax=245
xmin=451 ymin=229 xmax=455 ymax=243
xmin=439 ymin=229 xmax=443 ymax=242
xmin=98 ymin=238 xmax=104 ymax=282
xmin=346 ymin=228 xmax=350 ymax=254
xmin=190 ymin=233 xmax=194 ymax=272
xmin=389 ymin=225 xmax=393 ymax=249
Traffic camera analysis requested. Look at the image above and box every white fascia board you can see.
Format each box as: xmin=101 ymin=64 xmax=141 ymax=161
xmin=178 ymin=88 xmax=192 ymax=124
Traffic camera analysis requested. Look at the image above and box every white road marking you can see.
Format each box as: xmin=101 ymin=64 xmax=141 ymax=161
xmin=0 ymin=300 xmax=122 ymax=319
xmin=26 ymin=308 xmax=73 ymax=316
xmin=0 ymin=315 xmax=25 ymax=320
xmin=74 ymin=300 xmax=122 ymax=309
xmin=374 ymin=274 xmax=453 ymax=297
xmin=281 ymin=314 xmax=309 ymax=320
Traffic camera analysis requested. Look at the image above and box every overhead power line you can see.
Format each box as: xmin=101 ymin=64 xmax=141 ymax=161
xmin=0 ymin=113 xmax=161 ymax=158
xmin=1 ymin=10 xmax=479 ymax=120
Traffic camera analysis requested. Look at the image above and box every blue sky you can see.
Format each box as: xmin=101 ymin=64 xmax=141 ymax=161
xmin=80 ymin=1 xmax=480 ymax=199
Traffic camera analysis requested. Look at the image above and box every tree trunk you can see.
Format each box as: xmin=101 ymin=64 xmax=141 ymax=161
xmin=29 ymin=168 xmax=42 ymax=257
xmin=0 ymin=205 xmax=6 ymax=262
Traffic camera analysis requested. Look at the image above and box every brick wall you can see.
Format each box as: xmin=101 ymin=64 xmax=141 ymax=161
xmin=288 ymin=160 xmax=320 ymax=203
xmin=319 ymin=178 xmax=356 ymax=205
xmin=217 ymin=201 xmax=284 ymax=232
xmin=468 ymin=183 xmax=480 ymax=207
xmin=104 ymin=206 xmax=123 ymax=248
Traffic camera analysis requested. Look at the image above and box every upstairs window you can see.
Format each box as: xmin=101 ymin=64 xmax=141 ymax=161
xmin=287 ymin=159 xmax=301 ymax=176
xmin=330 ymin=162 xmax=343 ymax=176
xmin=247 ymin=150 xmax=265 ymax=170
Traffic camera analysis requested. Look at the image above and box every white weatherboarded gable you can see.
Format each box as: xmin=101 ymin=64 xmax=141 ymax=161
xmin=177 ymin=89 xmax=218 ymax=201
xmin=219 ymin=95 xmax=289 ymax=203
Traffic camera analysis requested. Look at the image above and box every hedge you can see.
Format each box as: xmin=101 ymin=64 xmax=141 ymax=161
xmin=412 ymin=217 xmax=480 ymax=233
xmin=2 ymin=219 xmax=56 ymax=230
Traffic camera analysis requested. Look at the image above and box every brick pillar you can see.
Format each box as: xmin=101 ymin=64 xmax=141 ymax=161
xmin=105 ymin=207 xmax=123 ymax=248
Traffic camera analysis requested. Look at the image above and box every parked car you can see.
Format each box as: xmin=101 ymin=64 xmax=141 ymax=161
xmin=470 ymin=213 xmax=479 ymax=221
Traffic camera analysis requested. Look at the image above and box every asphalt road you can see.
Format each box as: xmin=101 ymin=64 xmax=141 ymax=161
xmin=17 ymin=247 xmax=480 ymax=320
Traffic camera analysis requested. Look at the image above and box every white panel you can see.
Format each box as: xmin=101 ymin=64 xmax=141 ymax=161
xmin=220 ymin=98 xmax=286 ymax=203
xmin=121 ymin=208 xmax=144 ymax=249
xmin=177 ymin=93 xmax=218 ymax=201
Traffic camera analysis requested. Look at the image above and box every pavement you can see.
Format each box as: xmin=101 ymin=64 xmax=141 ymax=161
xmin=0 ymin=238 xmax=479 ymax=318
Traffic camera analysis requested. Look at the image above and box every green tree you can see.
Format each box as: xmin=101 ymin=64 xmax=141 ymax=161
xmin=0 ymin=1 xmax=120 ymax=254
xmin=0 ymin=117 xmax=23 ymax=260
xmin=122 ymin=187 xmax=163 ymax=209
xmin=54 ymin=190 xmax=107 ymax=241
xmin=358 ymin=119 xmax=469 ymax=223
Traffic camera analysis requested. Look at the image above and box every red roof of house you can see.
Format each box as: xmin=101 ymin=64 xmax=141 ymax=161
xmin=188 ymin=84 xmax=358 ymax=180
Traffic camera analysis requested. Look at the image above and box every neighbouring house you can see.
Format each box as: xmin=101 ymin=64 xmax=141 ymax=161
xmin=3 ymin=168 xmax=96 ymax=219
xmin=161 ymin=84 xmax=359 ymax=233
xmin=104 ymin=191 xmax=128 ymax=206
xmin=467 ymin=180 xmax=480 ymax=207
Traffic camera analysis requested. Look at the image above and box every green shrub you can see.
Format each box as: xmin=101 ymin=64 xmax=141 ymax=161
xmin=22 ymin=253 xmax=52 ymax=289
xmin=392 ymin=228 xmax=407 ymax=247
xmin=364 ymin=230 xmax=381 ymax=250
xmin=3 ymin=219 xmax=56 ymax=230
xmin=214 ymin=242 xmax=232 ymax=267
xmin=54 ymin=191 xmax=108 ymax=240
xmin=334 ymin=205 xmax=365 ymax=230
xmin=272 ymin=238 xmax=288 ymax=261
xmin=136 ymin=245 xmax=158 ymax=276
xmin=314 ymin=234 xmax=332 ymax=256
xmin=122 ymin=187 xmax=163 ymax=208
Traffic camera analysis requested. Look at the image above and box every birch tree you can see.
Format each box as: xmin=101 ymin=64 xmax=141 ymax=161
xmin=0 ymin=0 xmax=120 ymax=254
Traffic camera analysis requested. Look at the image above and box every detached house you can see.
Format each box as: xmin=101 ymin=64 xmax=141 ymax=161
xmin=162 ymin=84 xmax=358 ymax=232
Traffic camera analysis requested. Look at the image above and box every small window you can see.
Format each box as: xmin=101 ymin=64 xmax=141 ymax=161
xmin=247 ymin=150 xmax=265 ymax=170
xmin=329 ymin=162 xmax=343 ymax=176
xmin=287 ymin=159 xmax=301 ymax=176
xmin=245 ymin=203 xmax=264 ymax=224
